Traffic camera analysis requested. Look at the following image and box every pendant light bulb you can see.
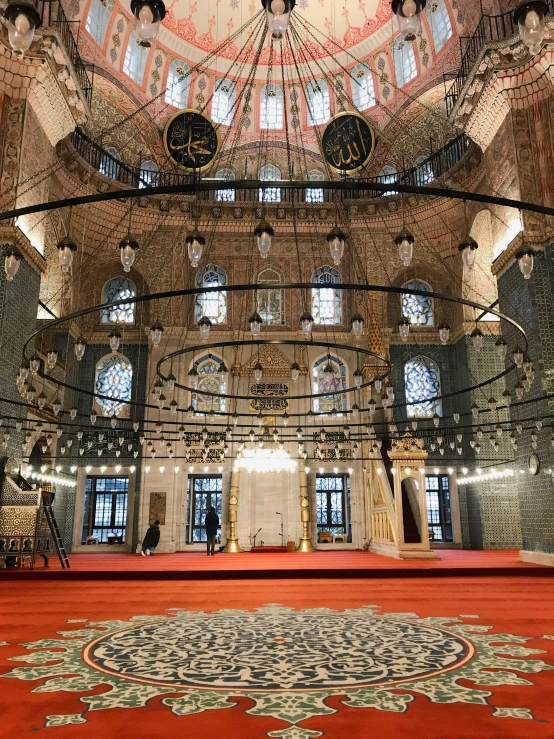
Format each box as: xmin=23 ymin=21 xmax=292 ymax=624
xmin=326 ymin=226 xmax=346 ymax=266
xmin=300 ymin=311 xmax=314 ymax=336
xmin=119 ymin=235 xmax=139 ymax=272
xmin=458 ymin=235 xmax=478 ymax=269
xmin=185 ymin=230 xmax=206 ymax=268
xmin=398 ymin=317 xmax=410 ymax=342
xmin=5 ymin=1 xmax=41 ymax=56
xmin=249 ymin=311 xmax=263 ymax=338
xmin=350 ymin=312 xmax=365 ymax=337
xmin=394 ymin=229 xmax=415 ymax=267
xmin=4 ymin=248 xmax=22 ymax=281
xmin=253 ymin=361 xmax=264 ymax=382
xmin=438 ymin=323 xmax=450 ymax=345
xmin=254 ymin=220 xmax=275 ymax=259
xmin=262 ymin=0 xmax=295 ymax=38
xmin=56 ymin=236 xmax=77 ymax=273
xmin=471 ymin=327 xmax=484 ymax=352
xmin=130 ymin=0 xmax=166 ymax=47
xmin=74 ymin=337 xmax=87 ymax=361
xmin=150 ymin=323 xmax=164 ymax=347
xmin=514 ymin=0 xmax=548 ymax=55
xmin=392 ymin=0 xmax=426 ymax=43
xmin=108 ymin=331 xmax=121 ymax=352
xmin=353 ymin=368 xmax=363 ymax=388
xmin=198 ymin=316 xmax=212 ymax=341
xmin=515 ymin=248 xmax=536 ymax=279
xmin=290 ymin=362 xmax=300 ymax=382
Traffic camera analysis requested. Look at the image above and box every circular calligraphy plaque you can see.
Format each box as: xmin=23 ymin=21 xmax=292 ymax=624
xmin=163 ymin=109 xmax=220 ymax=172
xmin=321 ymin=111 xmax=376 ymax=174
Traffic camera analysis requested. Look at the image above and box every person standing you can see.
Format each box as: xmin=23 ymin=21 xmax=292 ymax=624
xmin=141 ymin=520 xmax=160 ymax=556
xmin=205 ymin=506 xmax=219 ymax=556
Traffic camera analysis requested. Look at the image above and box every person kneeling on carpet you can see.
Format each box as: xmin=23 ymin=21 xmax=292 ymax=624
xmin=141 ymin=520 xmax=160 ymax=556
xmin=205 ymin=507 xmax=219 ymax=556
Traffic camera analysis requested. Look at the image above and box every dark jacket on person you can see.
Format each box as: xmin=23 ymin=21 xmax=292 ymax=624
xmin=205 ymin=510 xmax=219 ymax=536
xmin=142 ymin=524 xmax=160 ymax=549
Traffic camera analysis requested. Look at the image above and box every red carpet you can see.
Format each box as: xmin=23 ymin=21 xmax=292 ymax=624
xmin=2 ymin=549 xmax=549 ymax=580
xmin=1 ymin=573 xmax=554 ymax=738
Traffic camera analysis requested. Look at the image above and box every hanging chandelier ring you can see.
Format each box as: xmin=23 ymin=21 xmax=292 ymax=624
xmin=22 ymin=283 xmax=528 ymax=420
xmin=157 ymin=339 xmax=390 ymax=402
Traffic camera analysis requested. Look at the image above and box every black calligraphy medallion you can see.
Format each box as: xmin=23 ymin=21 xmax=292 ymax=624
xmin=163 ymin=109 xmax=220 ymax=171
xmin=321 ymin=111 xmax=376 ymax=174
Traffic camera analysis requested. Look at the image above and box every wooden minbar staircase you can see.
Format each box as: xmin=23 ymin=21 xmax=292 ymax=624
xmin=0 ymin=472 xmax=70 ymax=569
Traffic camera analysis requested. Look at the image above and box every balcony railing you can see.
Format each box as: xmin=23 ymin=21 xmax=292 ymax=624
xmin=68 ymin=128 xmax=473 ymax=202
xmin=444 ymin=0 xmax=554 ymax=117
xmin=33 ymin=0 xmax=94 ymax=105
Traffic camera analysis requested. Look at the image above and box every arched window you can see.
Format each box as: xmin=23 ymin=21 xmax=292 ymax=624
xmin=102 ymin=277 xmax=136 ymax=324
xmin=192 ymin=354 xmax=226 ymax=414
xmin=259 ymin=163 xmax=281 ymax=203
xmin=305 ymin=169 xmax=324 ymax=203
xmin=123 ymin=31 xmax=148 ymax=85
xmin=427 ymin=0 xmax=452 ymax=53
xmin=85 ymin=0 xmax=114 ymax=46
xmin=257 ymin=267 xmax=284 ymax=325
xmin=393 ymin=37 xmax=417 ymax=88
xmin=195 ymin=265 xmax=227 ymax=323
xmin=212 ymin=79 xmax=236 ymax=125
xmin=165 ymin=59 xmax=191 ymax=108
xmin=312 ymin=354 xmax=347 ymax=414
xmin=99 ymin=146 xmax=121 ymax=180
xmin=404 ymin=356 xmax=442 ymax=418
xmin=350 ymin=64 xmax=376 ymax=110
xmin=415 ymin=155 xmax=434 ymax=186
xmin=402 ymin=279 xmax=434 ymax=326
xmin=139 ymin=160 xmax=159 ymax=188
xmin=306 ymin=79 xmax=330 ymax=126
xmin=312 ymin=266 xmax=342 ymax=325
xmin=215 ymin=168 xmax=235 ymax=202
xmin=95 ymin=353 xmax=133 ymax=416
xmin=260 ymin=84 xmax=284 ymax=129
xmin=378 ymin=165 xmax=398 ymax=196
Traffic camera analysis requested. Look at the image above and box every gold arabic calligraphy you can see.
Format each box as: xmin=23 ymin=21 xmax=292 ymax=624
xmin=166 ymin=113 xmax=217 ymax=168
xmin=323 ymin=115 xmax=373 ymax=171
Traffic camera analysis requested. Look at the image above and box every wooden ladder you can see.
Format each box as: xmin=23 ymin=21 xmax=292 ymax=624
xmin=42 ymin=504 xmax=70 ymax=569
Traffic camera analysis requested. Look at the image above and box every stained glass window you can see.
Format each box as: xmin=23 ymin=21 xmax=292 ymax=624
xmin=165 ymin=59 xmax=191 ymax=108
xmin=102 ymin=277 xmax=136 ymax=324
xmin=415 ymin=155 xmax=434 ymax=186
xmin=95 ymin=353 xmax=133 ymax=416
xmin=85 ymin=0 xmax=114 ymax=46
xmin=260 ymin=84 xmax=284 ymax=129
xmin=215 ymin=168 xmax=235 ymax=202
xmin=82 ymin=476 xmax=129 ymax=544
xmin=425 ymin=474 xmax=453 ymax=542
xmin=212 ymin=79 xmax=236 ymax=125
xmin=192 ymin=354 xmax=226 ymax=413
xmin=402 ymin=279 xmax=434 ymax=326
xmin=378 ymin=165 xmax=398 ymax=196
xmin=186 ymin=475 xmax=222 ymax=543
xmin=195 ymin=265 xmax=227 ymax=323
xmin=393 ymin=36 xmax=417 ymax=89
xmin=259 ymin=163 xmax=282 ymax=203
xmin=316 ymin=474 xmax=351 ymax=538
xmin=350 ymin=64 xmax=376 ymax=110
xmin=307 ymin=79 xmax=331 ymax=126
xmin=404 ymin=355 xmax=442 ymax=418
xmin=312 ymin=354 xmax=347 ymax=414
xmin=123 ymin=31 xmax=148 ymax=86
xmin=305 ymin=169 xmax=324 ymax=203
xmin=99 ymin=146 xmax=121 ymax=180
xmin=312 ymin=266 xmax=342 ymax=325
xmin=257 ymin=268 xmax=284 ymax=325
xmin=427 ymin=0 xmax=453 ymax=53
xmin=138 ymin=160 xmax=159 ymax=188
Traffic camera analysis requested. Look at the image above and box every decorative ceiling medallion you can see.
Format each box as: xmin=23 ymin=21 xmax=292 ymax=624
xmin=320 ymin=111 xmax=377 ymax=174
xmin=163 ymin=110 xmax=220 ymax=172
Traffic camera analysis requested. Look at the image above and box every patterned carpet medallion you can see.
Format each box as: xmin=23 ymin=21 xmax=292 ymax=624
xmin=3 ymin=604 xmax=553 ymax=737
